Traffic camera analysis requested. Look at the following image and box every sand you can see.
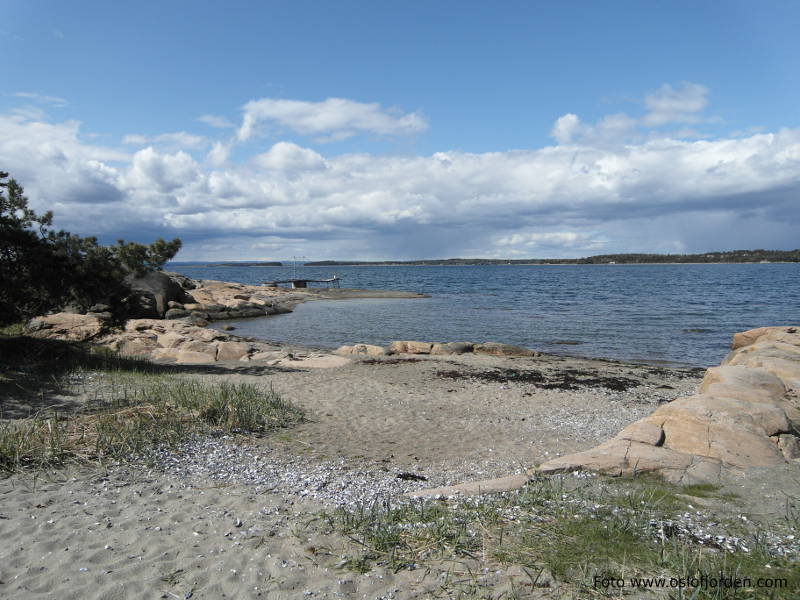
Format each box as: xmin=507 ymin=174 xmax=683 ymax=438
xmin=2 ymin=345 xmax=798 ymax=598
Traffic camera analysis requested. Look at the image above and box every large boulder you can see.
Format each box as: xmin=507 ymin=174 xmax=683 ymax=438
xmin=216 ymin=341 xmax=251 ymax=361
xmin=26 ymin=313 xmax=104 ymax=342
xmin=113 ymin=335 xmax=160 ymax=358
xmin=124 ymin=271 xmax=192 ymax=318
xmin=162 ymin=271 xmax=196 ymax=291
xmin=156 ymin=332 xmax=187 ymax=349
xmin=179 ymin=340 xmax=217 ymax=359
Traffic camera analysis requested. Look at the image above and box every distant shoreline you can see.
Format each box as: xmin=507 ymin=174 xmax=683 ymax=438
xmin=170 ymin=249 xmax=800 ymax=267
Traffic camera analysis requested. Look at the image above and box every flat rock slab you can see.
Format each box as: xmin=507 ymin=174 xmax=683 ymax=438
xmin=404 ymin=474 xmax=530 ymax=499
xmin=28 ymin=313 xmax=104 ymax=342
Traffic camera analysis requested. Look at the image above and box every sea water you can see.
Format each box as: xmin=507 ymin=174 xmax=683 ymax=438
xmin=167 ymin=263 xmax=799 ymax=367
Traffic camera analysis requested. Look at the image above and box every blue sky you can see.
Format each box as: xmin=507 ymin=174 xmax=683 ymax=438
xmin=2 ymin=0 xmax=799 ymax=260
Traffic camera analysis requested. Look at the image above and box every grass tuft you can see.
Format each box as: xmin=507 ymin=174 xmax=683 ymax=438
xmin=324 ymin=477 xmax=800 ymax=598
xmin=1 ymin=336 xmax=304 ymax=473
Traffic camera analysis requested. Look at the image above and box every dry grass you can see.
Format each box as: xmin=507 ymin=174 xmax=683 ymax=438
xmin=0 ymin=336 xmax=304 ymax=473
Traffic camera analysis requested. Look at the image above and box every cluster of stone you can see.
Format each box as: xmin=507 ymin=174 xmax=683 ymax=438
xmin=27 ymin=314 xmax=284 ymax=364
xmin=160 ymin=280 xmax=295 ymax=324
xmin=106 ymin=319 xmax=272 ymax=364
xmin=538 ymin=326 xmax=800 ymax=484
xmin=335 ymin=340 xmax=538 ymax=357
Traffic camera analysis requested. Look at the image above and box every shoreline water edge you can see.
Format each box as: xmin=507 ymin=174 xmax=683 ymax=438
xmin=166 ymin=262 xmax=800 ymax=368
xmin=3 ymin=273 xmax=799 ymax=598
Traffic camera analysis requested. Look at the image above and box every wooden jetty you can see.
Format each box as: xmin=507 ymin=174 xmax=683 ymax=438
xmin=263 ymin=276 xmax=341 ymax=289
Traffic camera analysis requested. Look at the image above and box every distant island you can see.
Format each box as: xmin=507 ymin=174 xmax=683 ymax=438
xmin=306 ymin=249 xmax=800 ymax=266
xmin=203 ymin=262 xmax=283 ymax=267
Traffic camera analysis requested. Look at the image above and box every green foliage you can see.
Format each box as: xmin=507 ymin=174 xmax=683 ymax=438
xmin=0 ymin=171 xmax=181 ymax=324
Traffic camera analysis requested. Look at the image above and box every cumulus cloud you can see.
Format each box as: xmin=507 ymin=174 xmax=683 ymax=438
xmin=253 ymin=142 xmax=327 ymax=172
xmin=236 ymin=97 xmax=428 ymax=142
xmin=552 ymin=82 xmax=711 ymax=146
xmin=206 ymin=141 xmax=232 ymax=167
xmin=551 ymin=114 xmax=581 ymax=145
xmin=551 ymin=112 xmax=637 ymax=146
xmin=3 ymin=89 xmax=800 ymax=260
xmin=123 ymin=147 xmax=202 ymax=193
xmin=0 ymin=112 xmax=128 ymax=213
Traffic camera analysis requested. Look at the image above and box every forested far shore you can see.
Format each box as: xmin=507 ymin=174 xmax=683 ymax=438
xmin=304 ymin=249 xmax=800 ymax=266
xmin=202 ymin=262 xmax=283 ymax=267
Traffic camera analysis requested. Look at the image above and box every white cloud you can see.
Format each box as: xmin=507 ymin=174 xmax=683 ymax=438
xmin=496 ymin=232 xmax=594 ymax=247
xmin=14 ymin=92 xmax=67 ymax=106
xmin=253 ymin=142 xmax=327 ymax=171
xmin=643 ymin=82 xmax=709 ymax=126
xmin=123 ymin=147 xmax=201 ymax=193
xmin=122 ymin=131 xmax=208 ymax=150
xmin=198 ymin=114 xmax=235 ymax=128
xmin=552 ymin=82 xmax=711 ymax=146
xmin=206 ymin=141 xmax=231 ymax=167
xmin=551 ymin=112 xmax=637 ymax=146
xmin=236 ymin=97 xmax=428 ymax=142
xmin=551 ymin=114 xmax=581 ymax=144
xmin=3 ymin=89 xmax=800 ymax=260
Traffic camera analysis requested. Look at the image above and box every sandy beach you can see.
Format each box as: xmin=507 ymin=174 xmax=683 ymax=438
xmin=3 ymin=336 xmax=799 ymax=598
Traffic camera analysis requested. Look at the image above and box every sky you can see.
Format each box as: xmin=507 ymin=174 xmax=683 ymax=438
xmin=1 ymin=0 xmax=799 ymax=261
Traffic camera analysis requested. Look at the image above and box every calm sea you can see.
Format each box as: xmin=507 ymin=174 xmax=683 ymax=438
xmin=167 ymin=263 xmax=799 ymax=367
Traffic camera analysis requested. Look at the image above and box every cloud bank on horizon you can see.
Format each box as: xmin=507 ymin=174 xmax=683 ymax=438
xmin=2 ymin=83 xmax=799 ymax=261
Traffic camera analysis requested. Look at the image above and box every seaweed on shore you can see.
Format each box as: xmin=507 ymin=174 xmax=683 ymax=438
xmin=645 ymin=366 xmax=706 ymax=379
xmin=360 ymin=358 xmax=424 ymax=365
xmin=436 ymin=367 xmax=642 ymax=392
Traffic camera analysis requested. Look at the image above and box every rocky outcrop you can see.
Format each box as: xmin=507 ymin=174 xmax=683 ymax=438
xmin=170 ymin=279 xmax=296 ymax=323
xmin=27 ymin=313 xmax=106 ymax=342
xmin=539 ymin=326 xmax=800 ymax=485
xmin=388 ymin=341 xmax=434 ymax=354
xmin=335 ymin=339 xmax=538 ymax=358
xmin=85 ymin=318 xmax=349 ymax=368
xmin=85 ymin=273 xmax=297 ymax=322
xmin=382 ymin=340 xmax=536 ymax=357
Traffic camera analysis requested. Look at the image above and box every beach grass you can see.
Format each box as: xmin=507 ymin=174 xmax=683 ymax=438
xmin=324 ymin=476 xmax=800 ymax=598
xmin=0 ymin=335 xmax=304 ymax=473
